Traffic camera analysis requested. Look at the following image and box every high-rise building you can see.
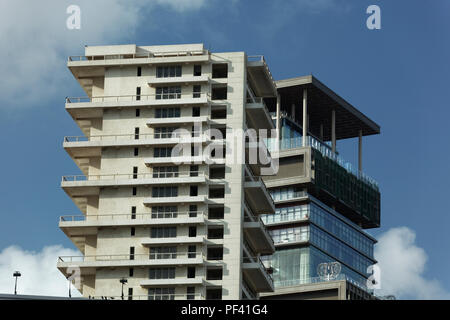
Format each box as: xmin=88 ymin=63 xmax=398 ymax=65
xmin=57 ymin=43 xmax=380 ymax=301
xmin=57 ymin=43 xmax=277 ymax=300
xmin=260 ymin=75 xmax=381 ymax=300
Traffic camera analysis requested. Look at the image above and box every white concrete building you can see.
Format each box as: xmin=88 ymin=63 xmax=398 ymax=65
xmin=57 ymin=43 xmax=277 ymax=300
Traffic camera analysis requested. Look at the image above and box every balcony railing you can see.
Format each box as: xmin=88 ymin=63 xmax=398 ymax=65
xmin=267 ymin=135 xmax=378 ymax=189
xmin=91 ymin=293 xmax=204 ymax=300
xmin=61 ymin=171 xmax=204 ymax=182
xmin=243 ymin=255 xmax=273 ymax=283
xmin=68 ymin=49 xmax=209 ymax=62
xmin=65 ymin=92 xmax=209 ymax=104
xmin=273 ymin=274 xmax=371 ymax=293
xmin=244 ymin=214 xmax=273 ymax=245
xmin=60 ymin=211 xmax=205 ymax=223
xmin=63 ymin=132 xmax=204 ymax=143
xmin=58 ymin=252 xmax=203 ymax=263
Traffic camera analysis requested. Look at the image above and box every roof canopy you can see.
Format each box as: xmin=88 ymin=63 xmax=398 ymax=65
xmin=276 ymin=75 xmax=380 ymax=140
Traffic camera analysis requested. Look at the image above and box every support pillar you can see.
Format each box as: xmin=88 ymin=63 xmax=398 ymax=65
xmin=331 ymin=109 xmax=336 ymax=153
xmin=358 ymin=129 xmax=363 ymax=172
xmin=276 ymin=94 xmax=281 ymax=149
xmin=302 ymin=88 xmax=308 ymax=146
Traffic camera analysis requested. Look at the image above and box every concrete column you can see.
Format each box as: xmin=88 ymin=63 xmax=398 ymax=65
xmin=358 ymin=129 xmax=363 ymax=172
xmin=331 ymin=109 xmax=336 ymax=153
xmin=302 ymin=88 xmax=308 ymax=146
xmin=276 ymin=94 xmax=281 ymax=149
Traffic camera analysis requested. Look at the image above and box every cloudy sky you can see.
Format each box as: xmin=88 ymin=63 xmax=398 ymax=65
xmin=0 ymin=0 xmax=449 ymax=299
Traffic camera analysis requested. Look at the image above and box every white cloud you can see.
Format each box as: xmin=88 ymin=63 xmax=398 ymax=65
xmin=375 ymin=227 xmax=450 ymax=299
xmin=0 ymin=245 xmax=81 ymax=297
xmin=0 ymin=0 xmax=219 ymax=110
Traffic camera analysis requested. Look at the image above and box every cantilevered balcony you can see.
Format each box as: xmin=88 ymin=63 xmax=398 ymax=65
xmin=57 ymin=252 xmax=204 ymax=277
xmin=92 ymin=293 xmax=204 ymax=300
xmin=140 ymin=277 xmax=204 ymax=287
xmin=148 ymin=75 xmax=209 ymax=86
xmin=141 ymin=236 xmax=205 ymax=246
xmin=243 ymin=203 xmax=275 ymax=255
xmin=247 ymin=56 xmax=277 ymax=98
xmin=147 ymin=115 xmax=209 ymax=126
xmin=246 ymin=97 xmax=274 ymax=131
xmin=244 ymin=176 xmax=275 ymax=215
xmin=242 ymin=255 xmax=274 ymax=293
xmin=61 ymin=171 xmax=206 ymax=213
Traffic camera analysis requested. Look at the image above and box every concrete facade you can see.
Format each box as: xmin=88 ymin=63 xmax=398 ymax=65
xmin=58 ymin=44 xmax=276 ymax=300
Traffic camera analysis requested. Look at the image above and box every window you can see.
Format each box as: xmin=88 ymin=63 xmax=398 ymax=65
xmin=187 ymin=287 xmax=195 ymax=300
xmin=153 ymin=166 xmax=179 ymax=178
xmin=212 ymin=64 xmax=228 ymax=78
xmin=207 ymin=268 xmax=223 ymax=280
xmin=131 ymin=227 xmax=136 ymax=236
xmin=150 ymin=246 xmax=177 ymax=259
xmin=134 ymin=127 xmax=140 ymax=140
xmin=137 ymin=66 xmax=142 ymax=77
xmin=136 ymin=87 xmax=141 ymax=101
xmin=152 ymin=186 xmax=178 ymax=198
xmin=208 ymin=206 xmax=224 ymax=219
xmin=211 ymin=107 xmax=227 ymax=119
xmin=155 ymin=107 xmax=180 ymax=118
xmin=190 ymin=165 xmax=199 ymax=177
xmin=157 ymin=65 xmax=181 ymax=78
xmin=153 ymin=147 xmax=173 ymax=158
xmin=130 ymin=247 xmax=135 ymax=260
xmin=189 ymin=205 xmax=197 ymax=217
xmin=131 ymin=206 xmax=136 ymax=219
xmin=207 ymin=246 xmax=223 ymax=260
xmin=192 ymin=106 xmax=200 ymax=117
xmin=212 ymin=85 xmax=227 ymax=100
xmin=156 ymin=86 xmax=181 ymax=100
xmin=208 ymin=226 xmax=224 ymax=239
xmin=193 ymin=65 xmax=201 ymax=76
xmin=154 ymin=127 xmax=179 ymax=139
xmin=129 ymin=268 xmax=134 ymax=277
xmin=190 ymin=186 xmax=198 ymax=197
xmin=136 ymin=108 xmax=140 ymax=117
xmin=133 ymin=166 xmax=138 ymax=179
xmin=187 ymin=267 xmax=196 ymax=278
xmin=132 ymin=187 xmax=137 ymax=196
xmin=209 ymin=166 xmax=225 ymax=179
xmin=151 ymin=227 xmax=177 ymax=238
xmin=148 ymin=288 xmax=175 ymax=300
xmin=128 ymin=288 xmax=133 ymax=300
xmin=149 ymin=267 xmax=176 ymax=279
xmin=188 ymin=245 xmax=196 ymax=258
xmin=193 ymin=85 xmax=201 ymax=98
xmin=206 ymin=288 xmax=222 ymax=300
xmin=134 ymin=147 xmax=139 ymax=157
xmin=151 ymin=206 xmax=177 ymax=218
xmin=189 ymin=226 xmax=197 ymax=237
xmin=209 ymin=185 xmax=225 ymax=198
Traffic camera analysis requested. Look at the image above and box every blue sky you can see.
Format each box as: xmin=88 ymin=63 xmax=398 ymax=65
xmin=0 ymin=0 xmax=449 ymax=298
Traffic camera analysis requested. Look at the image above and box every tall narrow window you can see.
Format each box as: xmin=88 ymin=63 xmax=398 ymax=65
xmin=192 ymin=106 xmax=200 ymax=117
xmin=136 ymin=87 xmax=141 ymax=101
xmin=193 ymin=85 xmax=201 ymax=98
xmin=189 ymin=226 xmax=197 ymax=237
xmin=187 ymin=267 xmax=196 ymax=279
xmin=132 ymin=187 xmax=137 ymax=196
xmin=131 ymin=206 xmax=136 ymax=219
xmin=136 ymin=108 xmax=140 ymax=117
xmin=133 ymin=166 xmax=138 ymax=179
xmin=134 ymin=148 xmax=139 ymax=157
xmin=130 ymin=247 xmax=135 ymax=260
xmin=128 ymin=288 xmax=133 ymax=300
xmin=188 ymin=245 xmax=196 ymax=258
xmin=190 ymin=186 xmax=198 ymax=197
xmin=189 ymin=205 xmax=198 ymax=217
xmin=193 ymin=65 xmax=201 ymax=76
xmin=137 ymin=66 xmax=142 ymax=77
xmin=187 ymin=287 xmax=195 ymax=300
xmin=131 ymin=227 xmax=136 ymax=236
xmin=129 ymin=268 xmax=134 ymax=277
xmin=135 ymin=127 xmax=140 ymax=140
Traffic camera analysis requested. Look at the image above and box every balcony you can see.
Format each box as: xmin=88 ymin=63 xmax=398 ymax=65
xmin=246 ymin=97 xmax=274 ymax=131
xmin=61 ymin=172 xmax=206 ymax=213
xmin=244 ymin=176 xmax=275 ymax=215
xmin=141 ymin=236 xmax=205 ymax=246
xmin=140 ymin=277 xmax=204 ymax=287
xmin=148 ymin=75 xmax=209 ymax=86
xmin=143 ymin=195 xmax=206 ymax=206
xmin=247 ymin=56 xmax=277 ymax=98
xmin=242 ymin=255 xmax=274 ymax=293
xmin=147 ymin=115 xmax=209 ymax=126
xmin=93 ymin=293 xmax=204 ymax=300
xmin=65 ymin=93 xmax=209 ymax=116
xmin=243 ymin=204 xmax=275 ymax=255
xmin=57 ymin=252 xmax=204 ymax=277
